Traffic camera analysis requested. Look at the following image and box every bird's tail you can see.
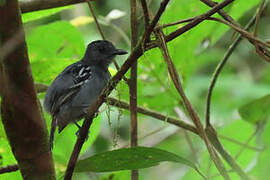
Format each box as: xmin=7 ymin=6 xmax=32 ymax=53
xmin=49 ymin=116 xmax=57 ymax=151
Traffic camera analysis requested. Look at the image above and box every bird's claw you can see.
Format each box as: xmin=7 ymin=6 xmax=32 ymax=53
xmin=75 ymin=129 xmax=90 ymax=140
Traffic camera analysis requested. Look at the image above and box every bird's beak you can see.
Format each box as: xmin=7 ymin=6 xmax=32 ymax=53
xmin=113 ymin=49 xmax=128 ymax=55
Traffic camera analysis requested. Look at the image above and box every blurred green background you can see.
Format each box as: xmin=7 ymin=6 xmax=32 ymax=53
xmin=1 ymin=0 xmax=270 ymax=179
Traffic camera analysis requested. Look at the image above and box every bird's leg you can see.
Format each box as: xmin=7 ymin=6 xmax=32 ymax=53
xmin=74 ymin=122 xmax=90 ymax=140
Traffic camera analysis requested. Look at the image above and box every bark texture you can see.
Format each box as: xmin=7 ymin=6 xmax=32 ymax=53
xmin=0 ymin=0 xmax=56 ymax=179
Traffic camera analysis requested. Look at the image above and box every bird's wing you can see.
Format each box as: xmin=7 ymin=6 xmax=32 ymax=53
xmin=55 ymin=68 xmax=110 ymax=133
xmin=70 ymin=68 xmax=110 ymax=109
xmin=44 ymin=62 xmax=92 ymax=115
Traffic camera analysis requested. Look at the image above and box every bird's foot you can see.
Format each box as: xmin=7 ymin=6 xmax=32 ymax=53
xmin=74 ymin=122 xmax=90 ymax=140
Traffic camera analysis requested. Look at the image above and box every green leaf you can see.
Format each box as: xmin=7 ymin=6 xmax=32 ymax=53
xmin=26 ymin=21 xmax=85 ymax=62
xmin=75 ymin=146 xmax=196 ymax=172
xmin=22 ymin=6 xmax=73 ymax=23
xmin=238 ymin=94 xmax=270 ymax=124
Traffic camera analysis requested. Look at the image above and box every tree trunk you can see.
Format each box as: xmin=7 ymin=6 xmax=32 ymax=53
xmin=0 ymin=0 xmax=56 ymax=179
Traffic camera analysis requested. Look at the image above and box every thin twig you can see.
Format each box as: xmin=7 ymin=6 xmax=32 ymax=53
xmin=130 ymin=0 xmax=139 ymax=179
xmin=86 ymin=0 xmax=129 ymax=80
xmin=254 ymin=0 xmax=265 ymax=37
xmin=165 ymin=0 xmax=235 ymax=43
xmin=86 ymin=0 xmax=105 ymax=40
xmin=34 ymin=83 xmax=198 ymax=135
xmin=253 ymin=0 xmax=270 ymax=62
xmin=155 ymin=29 xmax=230 ymax=179
xmin=64 ymin=1 xmax=171 ymax=179
xmin=0 ymin=164 xmax=19 ymax=174
xmin=205 ymin=125 xmax=251 ymax=180
xmin=174 ymin=108 xmax=198 ymax=163
xmin=199 ymin=0 xmax=241 ymax=27
xmin=142 ymin=0 xmax=171 ymax=44
xmin=207 ymin=16 xmax=270 ymax=62
xmin=160 ymin=17 xmax=196 ymax=28
xmin=146 ymin=0 xmax=236 ymax=50
xmin=235 ymin=129 xmax=258 ymax=160
xmin=207 ymin=17 xmax=270 ymax=49
xmin=35 ymin=83 xmax=250 ymax=179
xmin=107 ymin=97 xmax=199 ymax=135
xmin=140 ymin=0 xmax=150 ymax=40
xmin=205 ymin=2 xmax=269 ymax=127
xmin=219 ymin=135 xmax=264 ymax=152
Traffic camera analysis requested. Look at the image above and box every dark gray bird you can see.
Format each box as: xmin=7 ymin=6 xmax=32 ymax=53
xmin=44 ymin=40 xmax=127 ymax=150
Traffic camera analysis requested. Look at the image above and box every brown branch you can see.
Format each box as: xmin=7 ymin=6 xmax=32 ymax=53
xmin=154 ymin=29 xmax=230 ymax=180
xmin=166 ymin=0 xmax=234 ymax=42
xmin=64 ymin=1 xmax=171 ymax=179
xmin=205 ymin=2 xmax=269 ymax=127
xmin=142 ymin=0 xmax=170 ymax=44
xmin=0 ymin=164 xmax=19 ymax=174
xmin=106 ymin=97 xmax=199 ymax=135
xmin=20 ymin=0 xmax=93 ymax=13
xmin=0 ymin=0 xmax=56 ymax=179
xmin=199 ymin=0 xmax=241 ymax=27
xmin=174 ymin=107 xmax=198 ymax=163
xmin=234 ymin=128 xmax=258 ymax=160
xmin=205 ymin=126 xmax=251 ymax=180
xmin=33 ymin=83 xmax=199 ymax=135
xmin=140 ymin=0 xmax=150 ymax=40
xmin=219 ymin=135 xmax=264 ymax=152
xmin=86 ymin=0 xmax=105 ymax=40
xmin=34 ymin=82 xmax=251 ymax=179
xmin=254 ymin=0 xmax=265 ymax=37
xmin=160 ymin=17 xmax=196 ymax=28
xmin=146 ymin=0 xmax=235 ymax=50
xmin=109 ymin=97 xmax=252 ymax=180
xmin=208 ymin=17 xmax=270 ymax=49
xmin=130 ymin=0 xmax=139 ymax=179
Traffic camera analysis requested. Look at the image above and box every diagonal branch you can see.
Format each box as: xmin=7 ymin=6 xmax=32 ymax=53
xmin=166 ymin=0 xmax=234 ymax=42
xmin=205 ymin=1 xmax=269 ymax=127
xmin=0 ymin=164 xmax=19 ymax=174
xmin=199 ymin=0 xmax=241 ymax=27
xmin=64 ymin=1 xmax=171 ymax=179
xmin=154 ymin=29 xmax=230 ymax=180
xmin=106 ymin=97 xmax=199 ymax=135
xmin=20 ymin=0 xmax=93 ymax=13
xmin=146 ymin=0 xmax=235 ymax=50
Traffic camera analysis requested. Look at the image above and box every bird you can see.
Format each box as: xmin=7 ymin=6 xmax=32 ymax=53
xmin=43 ymin=40 xmax=128 ymax=150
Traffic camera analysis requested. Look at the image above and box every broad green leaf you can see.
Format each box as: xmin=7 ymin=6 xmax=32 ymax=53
xmin=26 ymin=21 xmax=85 ymax=62
xmin=238 ymin=94 xmax=270 ymax=124
xmin=75 ymin=146 xmax=196 ymax=172
xmin=22 ymin=6 xmax=73 ymax=23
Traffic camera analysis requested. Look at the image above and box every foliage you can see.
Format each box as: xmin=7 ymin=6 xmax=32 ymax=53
xmin=1 ymin=0 xmax=270 ymax=180
xmin=75 ymin=147 xmax=196 ymax=172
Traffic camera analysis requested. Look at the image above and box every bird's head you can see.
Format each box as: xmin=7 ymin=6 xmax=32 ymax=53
xmin=82 ymin=40 xmax=127 ymax=67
